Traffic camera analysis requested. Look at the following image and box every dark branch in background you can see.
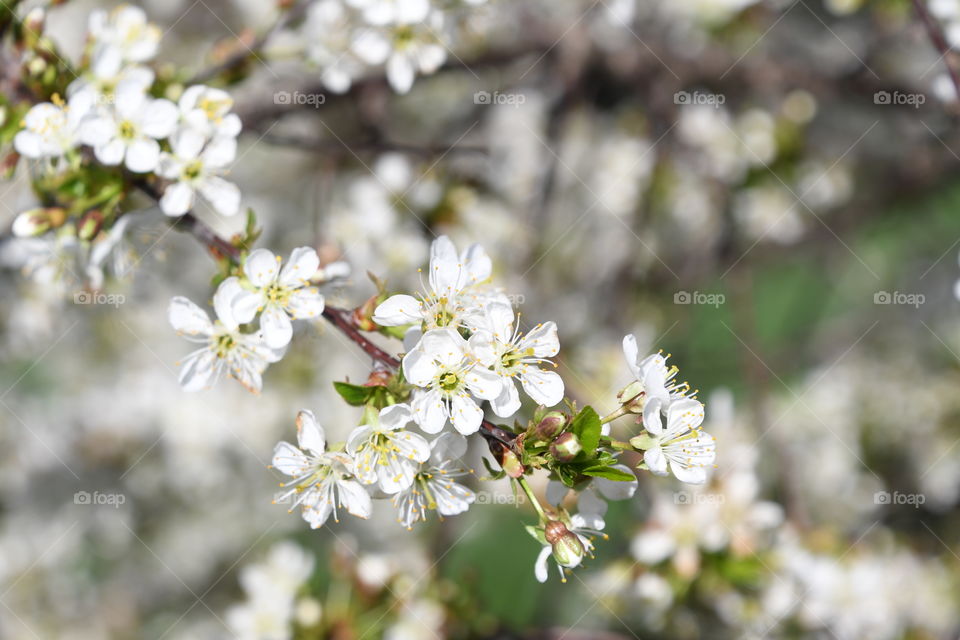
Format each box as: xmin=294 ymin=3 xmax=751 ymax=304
xmin=912 ymin=0 xmax=960 ymax=108
xmin=259 ymin=133 xmax=487 ymax=158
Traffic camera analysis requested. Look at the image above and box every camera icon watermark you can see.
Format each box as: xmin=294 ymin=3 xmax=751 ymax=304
xmin=473 ymin=91 xmax=526 ymax=107
xmin=274 ymin=90 xmax=326 ymax=107
xmin=674 ymin=290 xmax=725 ymax=308
xmin=474 ymin=491 xmax=525 ymax=505
xmin=674 ymin=91 xmax=726 ymax=107
xmin=74 ymin=490 xmax=126 ymax=508
xmin=874 ymin=490 xmax=925 ymax=508
xmin=873 ymin=290 xmax=924 ymax=308
xmin=74 ymin=291 xmax=125 ymax=307
xmin=674 ymin=490 xmax=725 ymax=505
xmin=873 ymin=90 xmax=925 ymax=109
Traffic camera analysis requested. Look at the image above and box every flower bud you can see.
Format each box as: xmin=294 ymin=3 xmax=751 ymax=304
xmin=77 ymin=210 xmax=104 ymax=241
xmin=12 ymin=207 xmax=66 ymax=237
xmin=545 ymin=520 xmax=585 ymax=568
xmin=533 ymin=411 xmax=566 ymax=441
xmin=353 ymin=294 xmax=380 ymax=332
xmin=617 ymin=380 xmax=646 ymax=414
xmin=550 ymin=432 xmax=582 ymax=462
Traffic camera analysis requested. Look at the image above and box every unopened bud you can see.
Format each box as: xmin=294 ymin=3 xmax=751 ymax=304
xmin=364 ymin=368 xmax=392 ymax=387
xmin=353 ymin=294 xmax=380 ymax=332
xmin=617 ymin=380 xmax=646 ymax=414
xmin=533 ymin=411 xmax=566 ymax=441
xmin=550 ymin=432 xmax=582 ymax=462
xmin=499 ymin=448 xmax=524 ymax=478
xmin=77 ymin=210 xmax=103 ymax=240
xmin=545 ymin=520 xmax=585 ymax=568
xmin=12 ymin=207 xmax=66 ymax=237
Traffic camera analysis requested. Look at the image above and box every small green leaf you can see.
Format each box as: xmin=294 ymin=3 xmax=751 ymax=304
xmin=582 ymin=465 xmax=636 ymax=482
xmin=570 ymin=406 xmax=601 ymax=455
xmin=481 ymin=456 xmax=507 ymax=480
xmin=333 ymin=381 xmax=374 ymax=406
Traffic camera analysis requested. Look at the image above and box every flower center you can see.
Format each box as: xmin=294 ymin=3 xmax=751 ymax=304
xmin=118 ymin=120 xmax=137 ymax=140
xmin=182 ymin=159 xmax=203 ymax=181
xmin=439 ymin=370 xmax=461 ymax=392
xmin=213 ymin=333 xmax=235 ymax=358
xmin=265 ymin=282 xmax=292 ymax=306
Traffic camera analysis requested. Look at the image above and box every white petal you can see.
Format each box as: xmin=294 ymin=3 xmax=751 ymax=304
xmin=622 ymin=334 xmax=640 ymax=379
xmin=168 ymin=296 xmax=213 ymax=336
xmin=520 ymin=321 xmax=560 ymax=358
xmin=244 ymin=248 xmax=280 ymax=287
xmin=279 ymin=246 xmax=320 ymax=287
xmin=272 ymin=441 xmax=310 ymax=476
xmin=489 ymin=378 xmax=521 ymax=418
xmin=534 ymin=546 xmax=552 ymax=583
xmin=430 ymin=432 xmax=468 ymax=462
xmin=546 ymin=480 xmax=568 ymax=507
xmin=449 ymin=391 xmax=483 ymax=435
xmin=160 ymin=181 xmax=195 ymax=216
xmin=594 ymin=464 xmax=638 ymax=500
xmin=411 ymin=388 xmax=446 ymax=433
xmin=373 ymin=294 xmax=423 ymax=326
xmin=461 ymin=242 xmax=491 ymax=285
xmin=230 ymin=287 xmax=264 ymax=325
xmin=644 ymin=445 xmax=668 ymax=476
xmin=178 ymin=348 xmax=218 ymax=391
xmin=402 ymin=343 xmax=438 ymax=388
xmin=643 ymin=398 xmax=663 ymax=435
xmin=286 ymin=288 xmax=325 ymax=320
xmin=198 ymin=177 xmax=241 ymax=217
xmin=338 ymin=479 xmax=373 ymax=519
xmin=139 ymin=98 xmax=178 ymax=138
xmin=379 ymin=403 xmax=414 ymax=431
xmin=296 ymin=410 xmax=326 ymax=456
xmin=671 ymin=463 xmax=708 ymax=485
xmin=463 ymin=365 xmax=502 ymax=401
xmin=428 ymin=235 xmax=460 ymax=296
xmin=213 ymin=277 xmax=244 ymax=329
xmin=201 ymin=135 xmax=237 ymax=167
xmin=387 ymin=54 xmax=415 ymax=94
xmin=94 ymin=138 xmax=126 ymax=166
xmin=520 ymin=368 xmax=564 ymax=407
xmin=260 ymin=305 xmax=293 ymax=349
xmin=124 ymin=137 xmax=160 ymax=173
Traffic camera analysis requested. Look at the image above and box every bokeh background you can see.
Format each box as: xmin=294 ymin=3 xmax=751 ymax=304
xmin=1 ymin=0 xmax=960 ymax=638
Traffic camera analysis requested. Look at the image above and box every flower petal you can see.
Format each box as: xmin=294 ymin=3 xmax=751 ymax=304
xmin=520 ymin=368 xmax=564 ymax=407
xmin=296 ymin=410 xmax=326 ymax=456
xmin=260 ymin=305 xmax=293 ymax=349
xmin=373 ymin=294 xmax=423 ymax=326
xmin=279 ymin=246 xmax=320 ymax=287
xmin=244 ymin=249 xmax=280 ymax=287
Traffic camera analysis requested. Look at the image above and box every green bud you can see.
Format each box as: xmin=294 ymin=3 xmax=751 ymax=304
xmin=77 ymin=210 xmax=104 ymax=241
xmin=533 ymin=411 xmax=566 ymax=442
xmin=499 ymin=448 xmax=524 ymax=478
xmin=550 ymin=432 xmax=582 ymax=462
xmin=545 ymin=520 xmax=585 ymax=568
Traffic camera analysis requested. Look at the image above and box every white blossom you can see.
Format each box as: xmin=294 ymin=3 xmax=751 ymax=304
xmin=402 ymin=327 xmax=502 ymax=434
xmin=168 ymin=281 xmax=285 ymax=394
xmin=391 ymin=432 xmax=476 ymax=528
xmin=273 ymin=410 xmax=373 ymax=528
xmin=225 ymin=247 xmax=326 ymax=349
xmin=623 ymin=335 xmax=697 ymax=412
xmin=14 ymin=93 xmax=94 ymax=159
xmin=177 ymin=85 xmax=242 ymax=140
xmin=346 ymin=404 xmax=430 ymax=494
xmin=469 ymin=300 xmax=564 ymax=417
xmin=158 ymin=129 xmax=241 ymax=217
xmin=641 ymin=398 xmax=716 ymax=484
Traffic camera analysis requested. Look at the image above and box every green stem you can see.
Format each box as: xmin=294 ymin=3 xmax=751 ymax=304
xmin=516 ymin=476 xmax=547 ymax=522
xmin=599 ymin=436 xmax=634 ymax=451
xmin=600 ymin=405 xmax=630 ymax=424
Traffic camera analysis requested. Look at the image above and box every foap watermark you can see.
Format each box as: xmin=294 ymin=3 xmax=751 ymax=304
xmin=74 ymin=490 xmax=126 ymax=508
xmin=874 ymin=490 xmax=925 ymax=508
xmin=674 ymin=490 xmax=725 ymax=506
xmin=874 ymin=290 xmax=924 ymax=308
xmin=473 ymin=90 xmax=526 ymax=107
xmin=74 ymin=291 xmax=125 ymax=307
xmin=674 ymin=91 xmax=726 ymax=107
xmin=474 ymin=490 xmax=526 ymax=505
xmin=873 ymin=90 xmax=925 ymax=109
xmin=274 ymin=90 xmax=326 ymax=107
xmin=674 ymin=290 xmax=725 ymax=308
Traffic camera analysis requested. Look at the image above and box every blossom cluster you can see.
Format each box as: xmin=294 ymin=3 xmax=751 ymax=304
xmin=294 ymin=0 xmax=484 ymax=94
xmin=12 ymin=5 xmax=243 ymax=226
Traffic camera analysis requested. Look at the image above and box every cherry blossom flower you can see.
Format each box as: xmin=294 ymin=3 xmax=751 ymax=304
xmin=14 ymin=93 xmax=94 ymax=160
xmin=176 ymin=85 xmax=242 ymax=140
xmin=391 ymin=432 xmax=476 ymax=528
xmin=87 ymin=5 xmax=161 ymax=64
xmin=157 ymin=129 xmax=241 ymax=217
xmin=622 ymin=334 xmax=697 ymax=413
xmin=78 ymin=81 xmax=177 ymax=172
xmin=373 ymin=235 xmax=494 ymax=331
xmin=469 ymin=300 xmax=564 ymax=417
xmin=402 ymin=327 xmax=503 ymax=434
xmin=346 ymin=404 xmax=430 ymax=494
xmin=168 ymin=280 xmax=285 ymax=393
xmin=273 ymin=410 xmax=373 ymax=528
xmin=640 ymin=398 xmax=716 ymax=484
xmin=224 ymin=247 xmax=326 ymax=349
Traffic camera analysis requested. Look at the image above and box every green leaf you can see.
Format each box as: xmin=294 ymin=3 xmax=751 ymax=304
xmin=582 ymin=465 xmax=636 ymax=482
xmin=333 ymin=381 xmax=374 ymax=406
xmin=570 ymin=406 xmax=601 ymax=455
xmin=481 ymin=456 xmax=506 ymax=480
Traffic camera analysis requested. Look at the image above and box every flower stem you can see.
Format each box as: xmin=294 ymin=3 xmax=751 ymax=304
xmin=600 ymin=405 xmax=630 ymax=424
xmin=516 ymin=476 xmax=547 ymax=522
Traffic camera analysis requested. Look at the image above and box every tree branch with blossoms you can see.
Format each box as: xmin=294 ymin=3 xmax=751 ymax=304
xmin=0 ymin=2 xmax=717 ymax=585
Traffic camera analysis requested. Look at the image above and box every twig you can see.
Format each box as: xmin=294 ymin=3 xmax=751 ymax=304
xmin=912 ymin=0 xmax=960 ymax=104
xmin=259 ymin=133 xmax=487 ymax=158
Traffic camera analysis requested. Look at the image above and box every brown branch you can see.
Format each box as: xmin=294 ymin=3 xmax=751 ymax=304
xmin=258 ymin=133 xmax=487 ymax=158
xmin=912 ymin=0 xmax=960 ymax=106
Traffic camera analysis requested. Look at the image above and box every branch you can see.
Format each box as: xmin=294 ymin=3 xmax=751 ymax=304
xmin=258 ymin=133 xmax=487 ymax=158
xmin=912 ymin=0 xmax=960 ymax=106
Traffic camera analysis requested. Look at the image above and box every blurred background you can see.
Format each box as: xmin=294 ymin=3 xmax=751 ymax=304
xmin=1 ymin=0 xmax=960 ymax=638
